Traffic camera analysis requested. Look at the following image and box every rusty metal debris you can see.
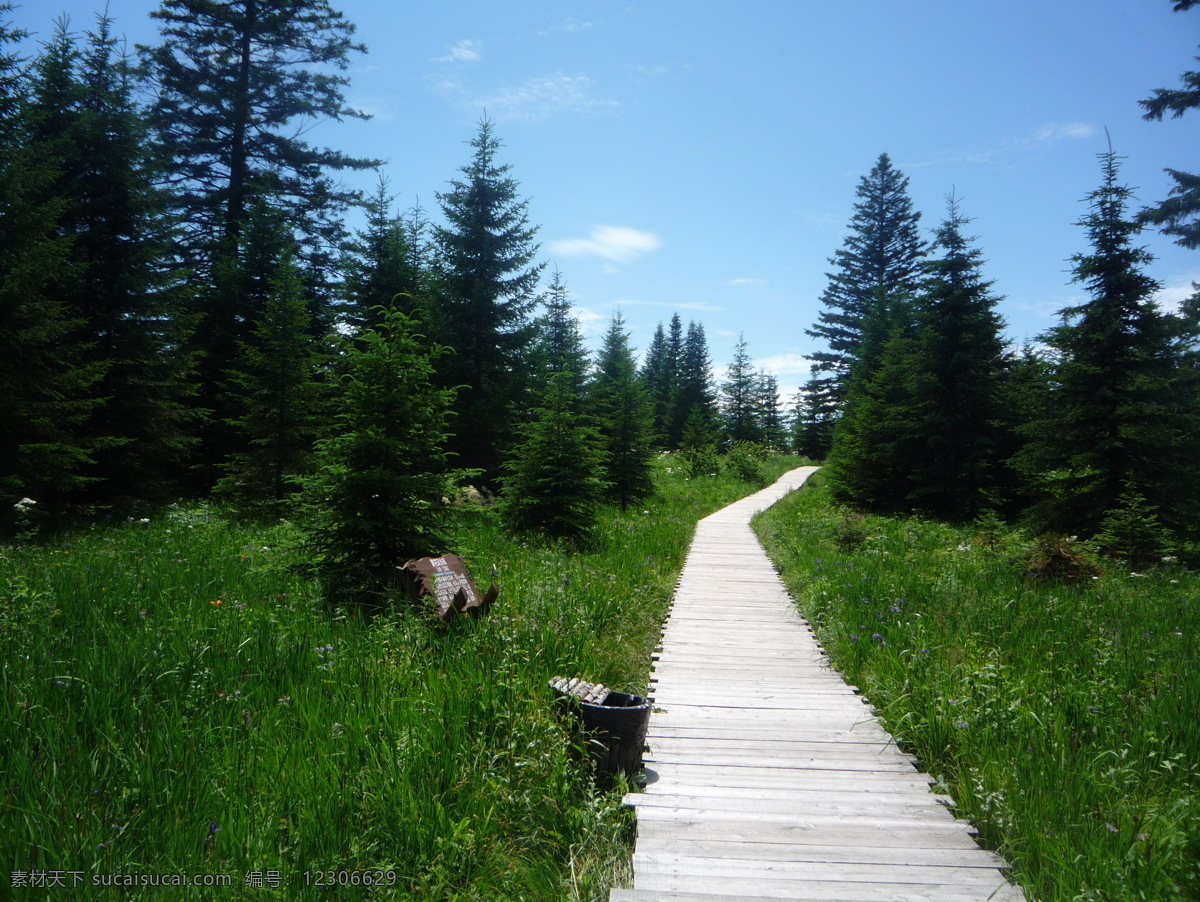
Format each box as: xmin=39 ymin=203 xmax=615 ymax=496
xmin=397 ymin=554 xmax=498 ymax=621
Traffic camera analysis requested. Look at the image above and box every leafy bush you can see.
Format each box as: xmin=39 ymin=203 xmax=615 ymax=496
xmin=723 ymin=440 xmax=768 ymax=485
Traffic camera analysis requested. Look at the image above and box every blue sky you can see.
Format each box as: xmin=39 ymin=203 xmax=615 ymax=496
xmin=13 ymin=0 xmax=1200 ymax=398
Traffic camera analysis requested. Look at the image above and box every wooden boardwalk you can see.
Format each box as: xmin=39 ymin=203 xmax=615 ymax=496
xmin=611 ymin=467 xmax=1025 ymax=902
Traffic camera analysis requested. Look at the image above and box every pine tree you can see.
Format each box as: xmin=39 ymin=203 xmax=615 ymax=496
xmin=805 ymin=153 xmax=926 ymax=450
xmin=673 ymin=320 xmax=719 ymax=447
xmin=216 ymin=251 xmax=326 ymax=508
xmin=531 ymin=268 xmax=589 ymax=401
xmin=720 ymin=334 xmax=760 ymax=444
xmin=1017 ymin=149 xmax=1200 ymax=538
xmin=755 ymin=372 xmax=786 ymax=451
xmin=640 ymin=321 xmax=671 ymax=445
xmin=341 ymin=178 xmax=429 ymax=333
xmin=0 ymin=11 xmax=107 ymax=521
xmin=139 ymin=0 xmax=379 ymax=484
xmin=590 ymin=311 xmax=655 ymax=509
xmin=501 ymin=371 xmax=607 ymax=539
xmin=295 ymin=308 xmax=455 ymax=601
xmin=139 ymin=0 xmax=378 ymax=270
xmin=826 ymin=327 xmax=921 ymax=512
xmin=905 ymin=196 xmax=1008 ymax=519
xmin=1138 ymin=0 xmax=1200 ymax=249
xmin=27 ymin=15 xmax=198 ymax=506
xmin=431 ymin=118 xmax=543 ymax=483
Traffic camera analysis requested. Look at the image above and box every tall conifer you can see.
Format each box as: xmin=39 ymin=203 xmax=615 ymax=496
xmin=590 ymin=312 xmax=654 ymax=509
xmin=805 ymin=153 xmax=926 ymax=452
xmin=1017 ymin=150 xmax=1200 ymax=537
xmin=432 ymin=118 xmax=543 ymax=483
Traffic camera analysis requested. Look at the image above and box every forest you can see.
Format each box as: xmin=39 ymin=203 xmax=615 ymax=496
xmin=3 ymin=0 xmax=1198 ymax=568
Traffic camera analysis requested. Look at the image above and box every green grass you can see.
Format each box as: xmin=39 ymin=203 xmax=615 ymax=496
xmin=1 ymin=454 xmax=804 ymax=900
xmin=754 ymin=473 xmax=1200 ymax=902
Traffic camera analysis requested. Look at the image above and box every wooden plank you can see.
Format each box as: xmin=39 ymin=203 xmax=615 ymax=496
xmin=627 ymin=876 xmax=1024 ymax=902
xmin=627 ymin=793 xmax=959 ymax=821
xmin=633 ymin=853 xmax=1016 ymax=887
xmin=614 ymin=887 xmax=1025 ymax=902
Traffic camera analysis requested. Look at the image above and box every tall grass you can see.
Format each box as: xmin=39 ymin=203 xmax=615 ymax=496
xmin=1 ymin=454 xmax=802 ymax=900
xmin=754 ymin=474 xmax=1200 ymax=901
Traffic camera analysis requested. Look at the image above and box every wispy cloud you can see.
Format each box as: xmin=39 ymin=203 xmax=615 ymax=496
xmin=539 ymin=18 xmax=594 ymax=35
xmin=435 ymin=39 xmax=481 ymax=63
xmin=909 ymin=121 xmax=1099 ymax=170
xmin=1025 ymin=122 xmax=1098 ymax=144
xmin=549 ymin=225 xmax=662 ymax=263
xmin=614 ymin=299 xmax=724 ymax=312
xmin=473 ymin=74 xmax=618 ymax=121
xmin=573 ymin=307 xmax=608 ymax=337
xmin=728 ymin=277 xmax=768 ymax=287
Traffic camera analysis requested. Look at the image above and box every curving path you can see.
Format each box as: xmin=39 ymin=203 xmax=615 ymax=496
xmin=611 ymin=467 xmax=1025 ymax=902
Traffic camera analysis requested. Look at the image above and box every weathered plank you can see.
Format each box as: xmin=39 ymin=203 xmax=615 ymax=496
xmin=610 ymin=467 xmax=1025 ymax=901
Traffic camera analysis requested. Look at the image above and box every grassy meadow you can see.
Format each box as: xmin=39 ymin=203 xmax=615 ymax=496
xmin=755 ymin=473 xmax=1200 ymax=902
xmin=1 ymin=454 xmax=804 ymax=900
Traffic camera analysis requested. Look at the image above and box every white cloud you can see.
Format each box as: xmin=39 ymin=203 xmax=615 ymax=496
xmin=1154 ymin=274 xmax=1200 ymax=314
xmin=1025 ymin=122 xmax=1098 ymax=144
xmin=728 ymin=277 xmax=768 ymax=287
xmin=474 ymin=74 xmax=618 ymax=120
xmin=754 ymin=352 xmax=814 ymax=379
xmin=436 ymin=40 xmax=481 ymax=63
xmin=549 ymin=225 xmax=662 ymax=263
xmin=573 ymin=307 xmax=608 ymax=337
xmin=614 ymin=299 xmax=723 ymax=312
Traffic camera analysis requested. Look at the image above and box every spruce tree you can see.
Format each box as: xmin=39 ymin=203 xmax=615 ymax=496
xmin=139 ymin=0 xmax=379 ymax=483
xmin=805 ymin=153 xmax=926 ymax=451
xmin=501 ymin=371 xmax=607 ymax=539
xmin=673 ymin=320 xmax=719 ymax=447
xmin=1138 ymin=0 xmax=1200 ymax=249
xmin=720 ymin=334 xmax=760 ymax=444
xmin=139 ymin=0 xmax=378 ymax=269
xmin=295 ymin=308 xmax=455 ymax=600
xmin=826 ymin=326 xmax=921 ymax=512
xmin=216 ymin=251 xmax=326 ymax=509
xmin=431 ymin=118 xmax=543 ymax=483
xmin=341 ymin=179 xmax=429 ymax=333
xmin=590 ymin=311 xmax=655 ymax=509
xmin=27 ymin=15 xmax=198 ymax=506
xmin=530 ymin=268 xmax=589 ymax=401
xmin=905 ymin=196 xmax=1008 ymax=519
xmin=0 ymin=11 xmax=107 ymax=520
xmin=1017 ymin=149 xmax=1200 ymax=538
xmin=755 ymin=372 xmax=786 ymax=451
xmin=640 ymin=321 xmax=671 ymax=445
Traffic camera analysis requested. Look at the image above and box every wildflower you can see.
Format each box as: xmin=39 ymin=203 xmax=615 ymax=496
xmin=871 ymin=632 xmax=885 ymax=645
xmin=210 ymin=599 xmax=223 ymax=607
xmin=1105 ymin=823 xmax=1118 ymax=833
xmin=206 ymin=822 xmax=220 ymax=843
xmin=278 ymin=696 xmax=292 ymax=704
xmin=138 ymin=609 xmax=147 ymax=618
xmin=957 ymin=721 xmax=969 ymax=729
xmin=888 ymin=605 xmax=901 ymax=614
xmin=13 ymin=497 xmax=36 ymax=513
